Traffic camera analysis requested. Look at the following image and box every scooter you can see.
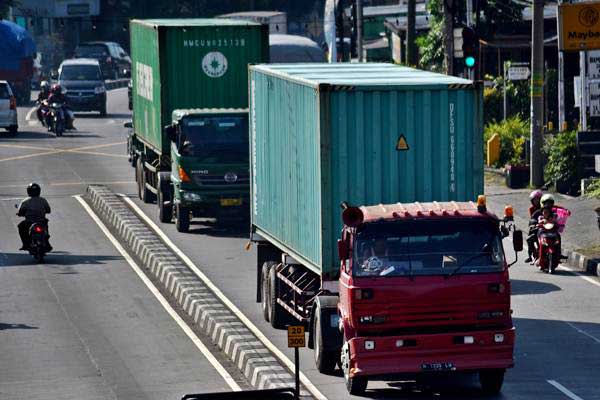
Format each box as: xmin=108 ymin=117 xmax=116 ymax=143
xmin=27 ymin=222 xmax=50 ymax=263
xmin=48 ymin=102 xmax=66 ymax=136
xmin=537 ymin=222 xmax=560 ymax=274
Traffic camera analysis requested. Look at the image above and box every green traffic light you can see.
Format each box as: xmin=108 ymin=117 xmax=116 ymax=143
xmin=465 ymin=56 xmax=475 ymax=68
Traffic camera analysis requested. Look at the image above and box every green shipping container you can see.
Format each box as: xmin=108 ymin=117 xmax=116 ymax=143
xmin=250 ymin=63 xmax=483 ymax=277
xmin=130 ymin=19 xmax=269 ymax=153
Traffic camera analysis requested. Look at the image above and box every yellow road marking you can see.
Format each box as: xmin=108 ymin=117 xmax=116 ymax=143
xmin=0 ymin=141 xmax=126 ymax=163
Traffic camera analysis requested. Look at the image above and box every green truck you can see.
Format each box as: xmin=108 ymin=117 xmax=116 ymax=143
xmin=128 ymin=19 xmax=269 ymax=231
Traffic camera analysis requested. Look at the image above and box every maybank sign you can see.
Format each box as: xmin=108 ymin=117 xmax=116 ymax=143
xmin=559 ymin=1 xmax=600 ymax=51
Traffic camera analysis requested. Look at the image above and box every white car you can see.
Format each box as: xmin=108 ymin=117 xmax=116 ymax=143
xmin=0 ymin=81 xmax=18 ymax=135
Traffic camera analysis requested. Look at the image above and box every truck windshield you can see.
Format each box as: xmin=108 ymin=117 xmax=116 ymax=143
xmin=353 ymin=219 xmax=504 ymax=278
xmin=60 ymin=65 xmax=101 ymax=81
xmin=179 ymin=116 xmax=248 ymax=164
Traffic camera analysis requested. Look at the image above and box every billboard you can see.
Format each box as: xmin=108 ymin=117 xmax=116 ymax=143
xmin=54 ymin=0 xmax=100 ymax=17
xmin=559 ymin=1 xmax=600 ymax=51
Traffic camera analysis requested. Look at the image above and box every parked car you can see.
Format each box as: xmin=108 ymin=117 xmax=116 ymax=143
xmin=74 ymin=41 xmax=131 ymax=80
xmin=0 ymin=81 xmax=18 ymax=135
xmin=56 ymin=58 xmax=107 ymax=115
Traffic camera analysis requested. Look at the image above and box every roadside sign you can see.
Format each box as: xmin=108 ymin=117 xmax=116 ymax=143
xmin=559 ymin=2 xmax=600 ymax=51
xmin=287 ymin=326 xmax=305 ymax=348
xmin=588 ymin=50 xmax=600 ymax=79
xmin=590 ymin=82 xmax=600 ymax=116
xmin=596 ymin=154 xmax=600 ymax=173
xmin=507 ymin=66 xmax=530 ymax=80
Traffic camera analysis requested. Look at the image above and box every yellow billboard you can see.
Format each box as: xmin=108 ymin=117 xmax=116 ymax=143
xmin=559 ymin=1 xmax=600 ymax=51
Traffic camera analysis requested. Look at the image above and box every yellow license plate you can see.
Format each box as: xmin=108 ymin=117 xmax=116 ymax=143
xmin=220 ymin=198 xmax=242 ymax=207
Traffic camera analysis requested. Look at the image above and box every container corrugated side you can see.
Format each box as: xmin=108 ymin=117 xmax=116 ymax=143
xmin=131 ymin=21 xmax=163 ymax=152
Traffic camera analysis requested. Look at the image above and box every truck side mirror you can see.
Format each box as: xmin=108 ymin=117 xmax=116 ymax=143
xmin=165 ymin=124 xmax=176 ymax=142
xmin=512 ymin=230 xmax=523 ymax=252
xmin=337 ymin=239 xmax=348 ymax=260
xmin=123 ymin=121 xmax=132 ymax=129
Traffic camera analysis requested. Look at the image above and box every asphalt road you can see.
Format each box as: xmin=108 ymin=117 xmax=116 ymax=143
xmin=2 ymin=88 xmax=600 ymax=399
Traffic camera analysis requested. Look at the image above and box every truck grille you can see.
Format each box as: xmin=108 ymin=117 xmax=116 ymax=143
xmin=191 ymin=173 xmax=249 ymax=186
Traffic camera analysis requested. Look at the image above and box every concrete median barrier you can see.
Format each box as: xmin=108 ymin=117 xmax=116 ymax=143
xmin=84 ymin=185 xmax=303 ymax=394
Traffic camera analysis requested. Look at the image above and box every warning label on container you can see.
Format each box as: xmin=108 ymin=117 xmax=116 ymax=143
xmin=396 ymin=135 xmax=409 ymax=151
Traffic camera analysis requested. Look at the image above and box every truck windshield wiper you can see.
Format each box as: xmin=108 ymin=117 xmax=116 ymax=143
xmin=446 ymin=244 xmax=491 ymax=278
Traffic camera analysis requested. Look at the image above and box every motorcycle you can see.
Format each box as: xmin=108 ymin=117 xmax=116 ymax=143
xmin=27 ymin=222 xmax=50 ymax=263
xmin=36 ymin=99 xmax=50 ymax=127
xmin=48 ymin=102 xmax=66 ymax=136
xmin=537 ymin=222 xmax=560 ymax=274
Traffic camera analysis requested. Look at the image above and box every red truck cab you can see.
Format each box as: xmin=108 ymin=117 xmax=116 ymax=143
xmin=336 ymin=198 xmax=522 ymax=395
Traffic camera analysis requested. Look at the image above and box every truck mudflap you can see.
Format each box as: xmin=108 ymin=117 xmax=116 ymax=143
xmin=348 ymin=327 xmax=515 ymax=378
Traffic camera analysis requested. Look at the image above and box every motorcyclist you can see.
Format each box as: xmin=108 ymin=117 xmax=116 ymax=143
xmin=525 ymin=190 xmax=543 ymax=263
xmin=36 ymin=80 xmax=50 ymax=125
xmin=17 ymin=183 xmax=52 ymax=252
xmin=47 ymin=83 xmax=75 ymax=130
xmin=539 ymin=193 xmax=569 ymax=261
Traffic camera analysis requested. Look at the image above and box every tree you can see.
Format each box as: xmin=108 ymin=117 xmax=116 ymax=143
xmin=415 ymin=0 xmax=445 ymax=72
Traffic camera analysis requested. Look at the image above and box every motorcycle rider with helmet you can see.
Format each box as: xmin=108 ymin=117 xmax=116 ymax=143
xmin=539 ymin=193 xmax=569 ymax=261
xmin=47 ymin=83 xmax=75 ymax=130
xmin=36 ymin=80 xmax=50 ymax=125
xmin=525 ymin=190 xmax=544 ymax=263
xmin=17 ymin=183 xmax=52 ymax=252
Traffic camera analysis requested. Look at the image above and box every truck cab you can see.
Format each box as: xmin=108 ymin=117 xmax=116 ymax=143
xmin=163 ymin=109 xmax=249 ymax=231
xmin=334 ymin=199 xmax=522 ymax=395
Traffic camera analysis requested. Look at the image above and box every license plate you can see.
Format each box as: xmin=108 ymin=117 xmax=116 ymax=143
xmin=220 ymin=198 xmax=242 ymax=207
xmin=421 ymin=362 xmax=455 ymax=371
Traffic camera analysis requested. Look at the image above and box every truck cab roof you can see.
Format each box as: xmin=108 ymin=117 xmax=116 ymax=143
xmin=357 ymin=201 xmax=498 ymax=224
xmin=172 ymin=108 xmax=248 ymax=122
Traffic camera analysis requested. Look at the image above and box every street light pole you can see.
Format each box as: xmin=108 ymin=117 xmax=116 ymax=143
xmin=356 ymin=0 xmax=363 ymax=62
xmin=406 ymin=0 xmax=416 ymax=66
xmin=530 ymin=0 xmax=545 ymax=187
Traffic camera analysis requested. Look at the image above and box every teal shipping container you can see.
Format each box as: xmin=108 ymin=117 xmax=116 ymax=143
xmin=250 ymin=63 xmax=483 ymax=277
xmin=130 ymin=19 xmax=269 ymax=153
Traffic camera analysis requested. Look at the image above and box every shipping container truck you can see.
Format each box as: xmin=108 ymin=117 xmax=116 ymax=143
xmin=249 ymin=63 xmax=523 ymax=395
xmin=0 ymin=20 xmax=36 ymax=104
xmin=128 ymin=19 xmax=269 ymax=231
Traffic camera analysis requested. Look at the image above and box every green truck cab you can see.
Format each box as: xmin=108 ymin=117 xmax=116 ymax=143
xmin=164 ymin=109 xmax=249 ymax=231
xmin=127 ymin=19 xmax=268 ymax=231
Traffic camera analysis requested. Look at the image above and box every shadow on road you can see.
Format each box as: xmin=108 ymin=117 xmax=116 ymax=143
xmin=510 ymin=279 xmax=562 ymax=296
xmin=188 ymin=219 xmax=248 ymax=238
xmin=0 ymin=322 xmax=39 ymax=330
xmin=0 ymin=252 xmax=122 ymax=268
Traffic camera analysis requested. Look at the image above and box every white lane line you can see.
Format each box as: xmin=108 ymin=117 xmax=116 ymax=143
xmin=74 ymin=195 xmax=242 ymax=392
xmin=119 ymin=194 xmax=328 ymax=400
xmin=547 ymin=380 xmax=585 ymax=400
xmin=563 ymin=321 xmax=600 ymax=344
xmin=25 ymin=106 xmax=37 ymax=121
xmin=561 ymin=265 xmax=600 ymax=288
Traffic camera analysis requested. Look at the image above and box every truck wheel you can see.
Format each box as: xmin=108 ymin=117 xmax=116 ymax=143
xmin=261 ymin=261 xmax=277 ymax=322
xmin=341 ymin=338 xmax=367 ymax=395
xmin=479 ymin=369 xmax=505 ymax=395
xmin=313 ymin=310 xmax=339 ymax=374
xmin=8 ymin=125 xmax=18 ymax=136
xmin=158 ymin=187 xmax=173 ymax=223
xmin=175 ymin=205 xmax=190 ymax=232
xmin=268 ymin=265 xmax=287 ymax=329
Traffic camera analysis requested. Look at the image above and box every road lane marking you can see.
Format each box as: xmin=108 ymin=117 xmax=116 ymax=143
xmin=0 ymin=141 xmax=126 ymax=163
xmin=25 ymin=106 xmax=37 ymax=121
xmin=0 ymin=180 xmax=133 ymax=189
xmin=119 ymin=194 xmax=328 ymax=400
xmin=563 ymin=321 xmax=600 ymax=344
xmin=547 ymin=380 xmax=585 ymax=400
xmin=560 ymin=265 xmax=600 ymax=288
xmin=74 ymin=195 xmax=242 ymax=392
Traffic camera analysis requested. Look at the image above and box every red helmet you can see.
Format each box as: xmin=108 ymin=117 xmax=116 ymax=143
xmin=51 ymin=83 xmax=62 ymax=94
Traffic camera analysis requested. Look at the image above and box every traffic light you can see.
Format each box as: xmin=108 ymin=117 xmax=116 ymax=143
xmin=461 ymin=27 xmax=478 ymax=69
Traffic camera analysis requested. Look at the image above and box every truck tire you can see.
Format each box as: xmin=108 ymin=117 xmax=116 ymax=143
xmin=268 ymin=265 xmax=287 ymax=329
xmin=313 ymin=309 xmax=339 ymax=374
xmin=479 ymin=369 xmax=505 ymax=395
xmin=261 ymin=261 xmax=277 ymax=322
xmin=158 ymin=187 xmax=173 ymax=223
xmin=175 ymin=204 xmax=190 ymax=232
xmin=341 ymin=337 xmax=367 ymax=395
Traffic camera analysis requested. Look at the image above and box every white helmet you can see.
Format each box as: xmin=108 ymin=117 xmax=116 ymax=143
xmin=40 ymin=80 xmax=49 ymax=89
xmin=541 ymin=193 xmax=555 ymax=206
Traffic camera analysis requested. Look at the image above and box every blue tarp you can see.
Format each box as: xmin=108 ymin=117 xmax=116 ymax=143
xmin=0 ymin=20 xmax=36 ymax=71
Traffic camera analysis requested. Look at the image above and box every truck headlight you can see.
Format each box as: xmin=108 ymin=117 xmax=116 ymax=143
xmin=183 ymin=192 xmax=203 ymax=201
xmin=94 ymin=86 xmax=106 ymax=94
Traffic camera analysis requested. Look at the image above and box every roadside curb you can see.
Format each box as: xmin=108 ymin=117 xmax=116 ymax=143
xmin=85 ymin=185 xmax=303 ymax=394
xmin=566 ymin=250 xmax=600 ymax=276
xmin=105 ymin=79 xmax=129 ymax=90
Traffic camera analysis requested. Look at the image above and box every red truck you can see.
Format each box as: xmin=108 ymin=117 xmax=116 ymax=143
xmin=0 ymin=20 xmax=36 ymax=104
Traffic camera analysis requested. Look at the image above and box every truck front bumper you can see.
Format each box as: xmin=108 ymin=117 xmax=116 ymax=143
xmin=177 ymin=189 xmax=249 ymax=217
xmin=349 ymin=327 xmax=515 ymax=379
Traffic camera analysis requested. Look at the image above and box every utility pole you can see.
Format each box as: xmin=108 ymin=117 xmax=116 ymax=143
xmin=530 ymin=0 xmax=544 ymax=187
xmin=443 ymin=0 xmax=454 ymax=75
xmin=557 ymin=0 xmax=565 ymax=131
xmin=406 ymin=0 xmax=416 ymax=66
xmin=356 ymin=0 xmax=363 ymax=61
xmin=580 ymin=51 xmax=588 ymax=130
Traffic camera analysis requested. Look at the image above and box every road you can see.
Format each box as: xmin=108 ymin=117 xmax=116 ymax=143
xmin=2 ymin=88 xmax=600 ymax=399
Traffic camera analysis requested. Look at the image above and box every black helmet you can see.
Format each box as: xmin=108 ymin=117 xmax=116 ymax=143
xmin=27 ymin=182 xmax=41 ymax=197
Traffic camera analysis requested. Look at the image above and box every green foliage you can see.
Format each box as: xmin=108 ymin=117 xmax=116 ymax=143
xmin=483 ymin=116 xmax=529 ymax=167
xmin=484 ymin=73 xmax=529 ymax=124
xmin=483 ymin=86 xmax=503 ymax=125
xmin=543 ymin=130 xmax=579 ymax=188
xmin=585 ymin=179 xmax=600 ymax=199
xmin=416 ymin=0 xmax=445 ymax=72
xmin=478 ymin=0 xmax=526 ymax=37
